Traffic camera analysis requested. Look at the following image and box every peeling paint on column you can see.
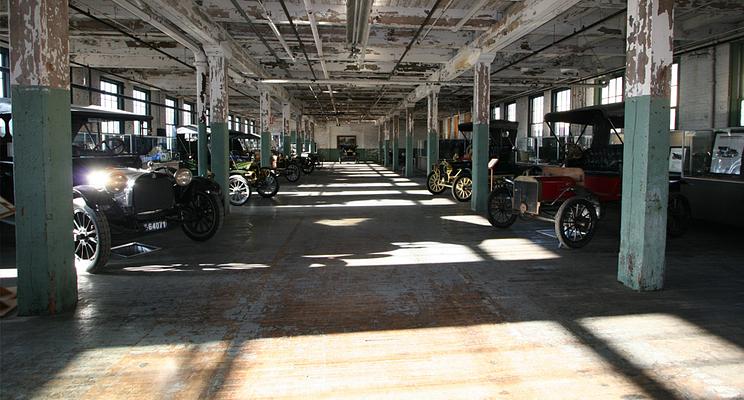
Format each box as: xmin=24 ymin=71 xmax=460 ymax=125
xmin=196 ymin=60 xmax=208 ymax=122
xmin=207 ymin=52 xmax=228 ymax=123
xmin=259 ymin=88 xmax=271 ymax=133
xmin=392 ymin=113 xmax=400 ymax=171
xmin=473 ymin=61 xmax=490 ymax=124
xmin=427 ymin=89 xmax=440 ymax=175
xmin=282 ymin=102 xmax=290 ymax=136
xmin=10 ymin=0 xmax=70 ymax=89
xmin=625 ymin=0 xmax=674 ymax=98
xmin=405 ymin=107 xmax=415 ymax=177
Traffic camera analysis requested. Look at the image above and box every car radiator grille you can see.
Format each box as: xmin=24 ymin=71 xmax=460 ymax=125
xmin=132 ymin=174 xmax=175 ymax=214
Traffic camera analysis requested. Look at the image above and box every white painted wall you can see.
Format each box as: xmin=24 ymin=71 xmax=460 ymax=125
xmin=315 ymin=121 xmax=380 ymax=150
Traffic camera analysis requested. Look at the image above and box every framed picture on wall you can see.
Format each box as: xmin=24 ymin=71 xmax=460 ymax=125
xmin=337 ymin=135 xmax=356 ymax=149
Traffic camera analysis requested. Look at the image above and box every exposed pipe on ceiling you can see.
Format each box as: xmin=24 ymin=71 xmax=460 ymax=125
xmin=255 ymin=0 xmax=296 ymax=62
xmin=451 ymin=0 xmax=489 ymax=32
xmin=301 ymin=0 xmax=338 ymax=123
xmin=417 ymin=0 xmax=456 ymax=45
xmin=346 ymin=0 xmax=374 ymax=67
xmin=229 ymin=0 xmax=293 ymax=77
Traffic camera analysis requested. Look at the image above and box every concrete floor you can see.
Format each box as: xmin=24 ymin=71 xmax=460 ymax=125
xmin=1 ymin=162 xmax=743 ymax=399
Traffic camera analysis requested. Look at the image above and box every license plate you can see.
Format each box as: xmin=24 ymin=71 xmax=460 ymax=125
xmin=143 ymin=220 xmax=168 ymax=232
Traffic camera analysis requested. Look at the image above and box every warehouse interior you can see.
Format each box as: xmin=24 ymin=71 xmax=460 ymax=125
xmin=1 ymin=0 xmax=743 ymax=398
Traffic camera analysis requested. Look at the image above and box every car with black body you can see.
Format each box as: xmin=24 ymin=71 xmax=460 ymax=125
xmin=0 ymin=99 xmax=223 ymax=273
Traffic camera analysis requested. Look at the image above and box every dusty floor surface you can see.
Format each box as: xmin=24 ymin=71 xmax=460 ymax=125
xmin=1 ymin=162 xmax=743 ymax=399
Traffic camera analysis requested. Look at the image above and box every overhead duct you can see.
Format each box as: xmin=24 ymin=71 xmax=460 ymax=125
xmin=346 ymin=0 xmax=373 ymax=57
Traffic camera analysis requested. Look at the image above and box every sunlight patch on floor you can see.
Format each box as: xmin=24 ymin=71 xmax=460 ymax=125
xmin=478 ymin=238 xmax=560 ymax=261
xmin=337 ymin=241 xmax=484 ymax=267
xmin=314 ymin=218 xmax=370 ymax=227
xmin=441 ymin=214 xmax=492 ymax=227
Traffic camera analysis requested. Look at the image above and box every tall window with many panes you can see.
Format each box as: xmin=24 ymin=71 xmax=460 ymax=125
xmin=492 ymin=106 xmax=501 ymax=120
xmin=529 ymin=95 xmax=544 ymax=137
xmin=600 ymin=76 xmax=624 ymax=104
xmin=182 ymin=102 xmax=194 ymax=126
xmin=552 ymin=89 xmax=571 ymax=136
xmin=132 ymin=88 xmax=149 ymax=135
xmin=100 ymin=78 xmax=123 ymax=134
xmin=670 ymin=63 xmax=679 ymax=129
xmin=506 ymin=103 xmax=517 ymax=122
xmin=0 ymin=48 xmax=9 ymax=98
xmin=165 ymin=97 xmax=177 ymax=149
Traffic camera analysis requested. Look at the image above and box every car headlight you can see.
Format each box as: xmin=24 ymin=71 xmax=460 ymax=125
xmin=174 ymin=168 xmax=192 ymax=187
xmin=87 ymin=170 xmax=128 ymax=193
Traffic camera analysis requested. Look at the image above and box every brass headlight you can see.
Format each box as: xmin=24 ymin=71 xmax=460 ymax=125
xmin=105 ymin=171 xmax=128 ymax=193
xmin=174 ymin=168 xmax=193 ymax=187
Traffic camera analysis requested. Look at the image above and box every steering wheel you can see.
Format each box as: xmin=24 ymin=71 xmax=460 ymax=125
xmin=565 ymin=143 xmax=584 ymax=161
xmin=96 ymin=138 xmax=126 ymax=155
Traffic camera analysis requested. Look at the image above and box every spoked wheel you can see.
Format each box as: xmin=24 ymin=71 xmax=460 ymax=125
xmin=667 ymin=193 xmax=691 ymax=238
xmin=285 ymin=163 xmax=301 ymax=182
xmin=487 ymin=187 xmax=517 ymax=228
xmin=257 ymin=168 xmax=280 ymax=198
xmin=181 ymin=191 xmax=223 ymax=241
xmin=73 ymin=200 xmax=111 ymax=273
xmin=554 ymin=197 xmax=597 ymax=249
xmin=451 ymin=174 xmax=473 ymax=202
xmin=301 ymin=159 xmax=315 ymax=174
xmin=228 ymin=175 xmax=251 ymax=206
xmin=426 ymin=171 xmax=446 ymax=194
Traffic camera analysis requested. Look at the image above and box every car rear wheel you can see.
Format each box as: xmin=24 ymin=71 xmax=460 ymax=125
xmin=487 ymin=187 xmax=517 ymax=228
xmin=301 ymin=159 xmax=315 ymax=174
xmin=73 ymin=201 xmax=111 ymax=274
xmin=285 ymin=163 xmax=301 ymax=182
xmin=667 ymin=193 xmax=691 ymax=238
xmin=452 ymin=174 xmax=473 ymax=202
xmin=182 ymin=191 xmax=223 ymax=241
xmin=555 ymin=197 xmax=597 ymax=249
xmin=426 ymin=171 xmax=446 ymax=194
xmin=257 ymin=168 xmax=280 ymax=198
xmin=228 ymin=175 xmax=251 ymax=206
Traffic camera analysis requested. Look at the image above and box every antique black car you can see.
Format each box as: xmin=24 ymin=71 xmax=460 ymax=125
xmin=0 ymin=100 xmax=223 ymax=273
xmin=339 ymin=144 xmax=358 ymax=163
xmin=273 ymin=151 xmax=302 ymax=182
xmin=427 ymin=158 xmax=473 ymax=202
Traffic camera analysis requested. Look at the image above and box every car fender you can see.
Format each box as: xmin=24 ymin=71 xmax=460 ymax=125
xmin=73 ymin=185 xmax=113 ymax=209
xmin=177 ymin=176 xmax=223 ymax=203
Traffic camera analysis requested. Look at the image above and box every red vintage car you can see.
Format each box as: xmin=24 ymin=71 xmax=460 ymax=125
xmin=487 ymin=103 xmax=690 ymax=248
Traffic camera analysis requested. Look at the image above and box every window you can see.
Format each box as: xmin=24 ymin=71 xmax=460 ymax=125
xmin=552 ymin=89 xmax=571 ymax=136
xmin=529 ymin=95 xmax=544 ymax=137
xmin=730 ymin=42 xmax=744 ymax=126
xmin=250 ymin=120 xmax=256 ymax=135
xmin=492 ymin=106 xmax=501 ymax=120
xmin=506 ymin=102 xmax=517 ymax=122
xmin=165 ymin=97 xmax=178 ymax=134
xmin=600 ymin=76 xmax=624 ymax=104
xmin=182 ymin=102 xmax=194 ymax=125
xmin=244 ymin=120 xmax=249 ymax=133
xmin=670 ymin=63 xmax=679 ymax=129
xmin=228 ymin=115 xmax=233 ymax=130
xmin=0 ymin=48 xmax=9 ymax=98
xmin=100 ymin=78 xmax=123 ymax=134
xmin=132 ymin=88 xmax=150 ymax=135
xmin=234 ymin=116 xmax=241 ymax=132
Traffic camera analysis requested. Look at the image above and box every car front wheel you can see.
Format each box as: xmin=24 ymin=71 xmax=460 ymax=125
xmin=554 ymin=197 xmax=597 ymax=249
xmin=257 ymin=168 xmax=280 ymax=198
xmin=426 ymin=171 xmax=446 ymax=194
xmin=73 ymin=200 xmax=111 ymax=274
xmin=487 ymin=187 xmax=517 ymax=228
xmin=451 ymin=174 xmax=473 ymax=202
xmin=285 ymin=163 xmax=301 ymax=182
xmin=228 ymin=175 xmax=251 ymax=206
xmin=182 ymin=191 xmax=224 ymax=241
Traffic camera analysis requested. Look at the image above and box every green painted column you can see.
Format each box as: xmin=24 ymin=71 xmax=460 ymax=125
xmin=392 ymin=115 xmax=400 ymax=172
xmin=11 ymin=0 xmax=77 ymax=315
xmin=471 ymin=60 xmax=491 ymax=214
xmin=383 ymin=139 xmax=390 ymax=167
xmin=617 ymin=0 xmax=674 ymax=291
xmin=426 ymin=90 xmax=439 ymax=175
xmin=290 ymin=131 xmax=298 ymax=155
xmin=283 ymin=134 xmax=291 ymax=156
xmin=195 ymin=59 xmax=209 ymax=177
xmin=259 ymin=89 xmax=272 ymax=168
xmin=206 ymin=49 xmax=229 ymax=204
xmin=405 ymin=107 xmax=415 ymax=177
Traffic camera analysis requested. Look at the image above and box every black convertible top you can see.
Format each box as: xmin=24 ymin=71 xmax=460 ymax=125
xmin=458 ymin=119 xmax=519 ymax=132
xmin=544 ymin=103 xmax=625 ymax=128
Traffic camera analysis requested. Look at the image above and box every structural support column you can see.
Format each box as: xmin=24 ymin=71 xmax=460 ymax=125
xmin=303 ymin=118 xmax=310 ymax=153
xmin=259 ymin=88 xmax=272 ymax=168
xmin=405 ymin=107 xmax=415 ymax=177
xmin=378 ymin=124 xmax=383 ymax=163
xmin=383 ymin=120 xmax=390 ymax=167
xmin=282 ymin=102 xmax=291 ymax=157
xmin=309 ymin=120 xmax=315 ymax=153
xmin=206 ymin=47 xmax=230 ymax=204
xmin=471 ymin=60 xmax=491 ymax=213
xmin=427 ymin=89 xmax=440 ymax=175
xmin=392 ymin=114 xmax=400 ymax=172
xmin=195 ymin=58 xmax=209 ymax=176
xmin=618 ymin=0 xmax=674 ymax=291
xmin=11 ymin=0 xmax=77 ymax=314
